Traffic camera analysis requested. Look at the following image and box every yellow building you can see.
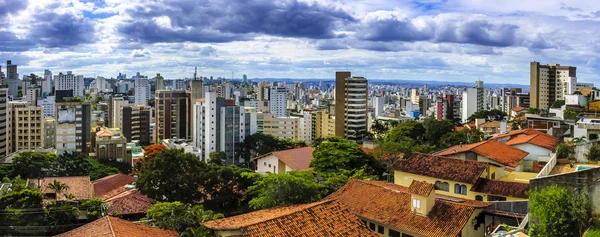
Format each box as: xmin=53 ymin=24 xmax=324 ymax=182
xmin=312 ymin=110 xmax=335 ymax=140
xmin=325 ymin=179 xmax=490 ymax=237
xmin=393 ymin=153 xmax=529 ymax=202
xmin=8 ymin=102 xmax=44 ymax=153
xmin=257 ymin=113 xmax=305 ymax=141
xmin=94 ymin=128 xmax=129 ymax=164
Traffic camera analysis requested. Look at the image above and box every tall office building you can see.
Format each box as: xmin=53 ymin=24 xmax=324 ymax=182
xmin=6 ymin=61 xmax=18 ymax=98
xmin=155 ymin=90 xmax=191 ymax=143
xmin=55 ymin=100 xmax=92 ymax=155
xmin=0 ymin=89 xmax=8 ymax=157
xmin=43 ymin=69 xmax=52 ymax=95
xmin=121 ymin=105 xmax=151 ymax=145
xmin=374 ymin=96 xmax=384 ymax=117
xmin=269 ymin=86 xmax=287 ymax=117
xmin=110 ymin=97 xmax=130 ymax=129
xmin=43 ymin=117 xmax=56 ymax=149
xmin=55 ymin=71 xmax=85 ymax=97
xmin=461 ymin=81 xmax=485 ymax=123
xmin=335 ymin=72 xmax=368 ymax=143
xmin=134 ymin=72 xmax=150 ymax=106
xmin=530 ymin=62 xmax=577 ymax=109
xmin=7 ymin=101 xmax=44 ymax=153
xmin=155 ymin=73 xmax=164 ymax=91
xmin=257 ymin=81 xmax=267 ymax=101
xmin=193 ymin=92 xmax=245 ymax=163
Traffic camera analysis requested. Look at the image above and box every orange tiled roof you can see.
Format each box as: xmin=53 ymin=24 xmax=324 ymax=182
xmin=254 ymin=147 xmax=315 ymax=171
xmin=93 ymin=174 xmax=137 ymax=200
xmin=360 ymin=145 xmax=376 ymax=154
xmin=493 ymin=128 xmax=544 ymax=140
xmin=471 ymin=178 xmax=529 ymax=198
xmin=106 ymin=189 xmax=153 ymax=216
xmin=96 ymin=129 xmax=114 ymax=137
xmin=505 ymin=133 xmax=560 ymax=152
xmin=204 ymin=200 xmax=378 ymax=237
xmin=436 ymin=140 xmax=528 ymax=168
xmin=27 ymin=176 xmax=92 ymax=201
xmin=324 ymin=180 xmax=490 ymax=237
xmin=512 ymin=106 xmax=526 ymax=112
xmin=392 ymin=153 xmax=488 ymax=184
xmin=408 ymin=180 xmax=434 ymax=196
xmin=54 ymin=216 xmax=177 ymax=237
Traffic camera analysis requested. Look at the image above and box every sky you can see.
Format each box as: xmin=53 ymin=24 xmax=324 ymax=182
xmin=1 ymin=0 xmax=600 ymax=84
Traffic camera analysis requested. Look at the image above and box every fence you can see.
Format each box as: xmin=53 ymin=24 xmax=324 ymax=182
xmin=536 ymin=153 xmax=557 ymax=178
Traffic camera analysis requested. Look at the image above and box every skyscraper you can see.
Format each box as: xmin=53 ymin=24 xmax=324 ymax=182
xmin=55 ymin=71 xmax=85 ymax=97
xmin=461 ymin=81 xmax=485 ymax=123
xmin=155 ymin=90 xmax=191 ymax=143
xmin=269 ymin=86 xmax=287 ymax=117
xmin=530 ymin=61 xmax=577 ymax=109
xmin=7 ymin=101 xmax=44 ymax=153
xmin=43 ymin=69 xmax=52 ymax=95
xmin=134 ymin=72 xmax=149 ymax=106
xmin=0 ymin=89 xmax=8 ymax=157
xmin=155 ymin=73 xmax=164 ymax=91
xmin=6 ymin=61 xmax=18 ymax=98
xmin=55 ymin=100 xmax=92 ymax=155
xmin=335 ymin=72 xmax=368 ymax=143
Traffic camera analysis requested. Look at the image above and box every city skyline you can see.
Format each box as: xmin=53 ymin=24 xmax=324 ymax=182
xmin=1 ymin=1 xmax=600 ymax=83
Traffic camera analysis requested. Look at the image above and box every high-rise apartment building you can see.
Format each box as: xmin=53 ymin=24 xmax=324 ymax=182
xmin=7 ymin=101 xmax=44 ymax=153
xmin=335 ymin=72 xmax=368 ymax=143
xmin=121 ymin=105 xmax=151 ymax=145
xmin=530 ymin=62 xmax=577 ymax=109
xmin=110 ymin=97 xmax=130 ymax=129
xmin=55 ymin=100 xmax=92 ymax=155
xmin=6 ymin=61 xmax=18 ymax=98
xmin=155 ymin=90 xmax=191 ymax=143
xmin=55 ymin=71 xmax=85 ymax=97
xmin=193 ymin=92 xmax=245 ymax=163
xmin=42 ymin=69 xmax=52 ymax=96
xmin=155 ymin=73 xmax=164 ymax=91
xmin=374 ymin=96 xmax=384 ymax=117
xmin=133 ymin=72 xmax=150 ymax=106
xmin=0 ymin=89 xmax=9 ymax=157
xmin=269 ymin=86 xmax=287 ymax=117
xmin=461 ymin=81 xmax=485 ymax=123
xmin=312 ymin=110 xmax=335 ymax=141
xmin=43 ymin=117 xmax=56 ymax=149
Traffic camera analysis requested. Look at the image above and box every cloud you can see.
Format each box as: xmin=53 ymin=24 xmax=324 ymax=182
xmin=131 ymin=49 xmax=151 ymax=57
xmin=117 ymin=0 xmax=355 ymax=44
xmin=0 ymin=0 xmax=28 ymax=21
xmin=0 ymin=31 xmax=33 ymax=52
xmin=27 ymin=12 xmax=96 ymax=48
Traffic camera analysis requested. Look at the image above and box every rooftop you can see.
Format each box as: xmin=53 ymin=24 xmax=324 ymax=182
xmin=392 ymin=153 xmax=488 ymax=184
xmin=253 ymin=147 xmax=315 ymax=171
xmin=324 ymin=180 xmax=490 ymax=237
xmin=408 ymin=180 xmax=434 ymax=196
xmin=492 ymin=128 xmax=545 ymax=140
xmin=471 ymin=178 xmax=529 ymax=198
xmin=505 ymin=133 xmax=560 ymax=152
xmin=27 ymin=176 xmax=92 ymax=201
xmin=93 ymin=174 xmax=137 ymax=200
xmin=105 ymin=189 xmax=153 ymax=216
xmin=204 ymin=200 xmax=378 ymax=237
xmin=54 ymin=216 xmax=177 ymax=237
xmin=436 ymin=139 xmax=528 ymax=168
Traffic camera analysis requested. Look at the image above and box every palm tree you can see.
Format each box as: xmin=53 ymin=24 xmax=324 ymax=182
xmin=586 ymin=146 xmax=600 ymax=162
xmin=47 ymin=180 xmax=70 ymax=200
xmin=183 ymin=205 xmax=224 ymax=237
xmin=63 ymin=193 xmax=75 ymax=200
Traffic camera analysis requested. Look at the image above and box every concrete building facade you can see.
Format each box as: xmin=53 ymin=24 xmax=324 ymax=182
xmin=55 ymin=101 xmax=91 ymax=155
xmin=335 ymin=72 xmax=368 ymax=143
xmin=7 ymin=102 xmax=44 ymax=153
xmin=530 ymin=62 xmax=577 ymax=109
xmin=55 ymin=71 xmax=85 ymax=97
xmin=155 ymin=90 xmax=191 ymax=143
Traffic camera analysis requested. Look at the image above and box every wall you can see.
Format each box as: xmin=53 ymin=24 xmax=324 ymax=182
xmin=256 ymin=155 xmax=280 ymax=174
xmin=512 ymin=143 xmax=552 ymax=161
xmin=529 ymin=167 xmax=600 ymax=215
xmin=462 ymin=208 xmax=487 ymax=237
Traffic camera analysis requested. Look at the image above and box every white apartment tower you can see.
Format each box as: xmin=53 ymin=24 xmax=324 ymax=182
xmin=461 ymin=81 xmax=484 ymax=123
xmin=43 ymin=69 xmax=52 ymax=95
xmin=6 ymin=61 xmax=18 ymax=98
xmin=55 ymin=71 xmax=85 ymax=97
xmin=269 ymin=87 xmax=287 ymax=117
xmin=134 ymin=72 xmax=150 ymax=106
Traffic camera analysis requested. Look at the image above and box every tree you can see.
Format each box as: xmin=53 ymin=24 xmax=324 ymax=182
xmin=564 ymin=109 xmax=580 ymax=121
xmin=12 ymin=152 xmax=57 ymax=178
xmin=237 ymin=133 xmax=307 ymax=165
xmin=439 ymin=128 xmax=484 ymax=149
xmin=137 ymin=149 xmax=208 ymax=203
xmin=47 ymin=180 xmax=70 ymax=199
xmin=144 ymin=144 xmax=167 ymax=160
xmin=511 ymin=118 xmax=527 ymax=130
xmin=371 ymin=120 xmax=387 ymax=135
xmin=311 ymin=137 xmax=382 ymax=176
xmin=202 ymin=165 xmax=256 ymax=214
xmin=55 ymin=152 xmax=91 ymax=177
xmin=142 ymin=202 xmax=223 ymax=234
xmin=88 ymin=158 xmax=121 ymax=180
xmin=527 ymin=107 xmax=540 ymax=114
xmin=551 ymin=100 xmax=565 ymax=108
xmin=246 ymin=171 xmax=326 ymax=210
xmin=586 ymin=146 xmax=600 ymax=162
xmin=529 ymin=185 xmax=590 ymax=237
xmin=384 ymin=121 xmax=425 ymax=143
xmin=208 ymin=152 xmax=226 ymax=166
xmin=0 ymin=178 xmax=44 ymax=209
xmin=556 ymin=142 xmax=575 ymax=159
xmin=467 ymin=109 xmax=507 ymax=122
xmin=422 ymin=118 xmax=454 ymax=146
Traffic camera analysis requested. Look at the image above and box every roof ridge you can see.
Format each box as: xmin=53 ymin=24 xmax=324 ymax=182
xmin=106 ymin=216 xmax=117 ymax=237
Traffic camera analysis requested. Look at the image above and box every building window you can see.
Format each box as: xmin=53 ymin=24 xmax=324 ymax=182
xmin=435 ymin=181 xmax=449 ymax=191
xmin=402 ymin=234 xmax=414 ymax=237
xmin=412 ymin=198 xmax=420 ymax=209
xmin=476 ymin=195 xmax=484 ymax=201
xmin=377 ymin=225 xmax=384 ymax=234
xmin=389 ymin=230 xmax=401 ymax=237
xmin=369 ymin=222 xmax=375 ymax=231
xmin=454 ymin=184 xmax=467 ymax=195
xmin=264 ymin=162 xmax=266 ymax=166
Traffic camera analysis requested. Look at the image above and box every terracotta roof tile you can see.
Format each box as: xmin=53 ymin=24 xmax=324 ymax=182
xmin=436 ymin=140 xmax=528 ymax=167
xmin=204 ymin=200 xmax=378 ymax=237
xmin=392 ymin=153 xmax=488 ymax=184
xmin=505 ymin=133 xmax=560 ymax=152
xmin=493 ymin=128 xmax=544 ymax=140
xmin=254 ymin=147 xmax=315 ymax=171
xmin=324 ymin=180 xmax=490 ymax=237
xmin=54 ymin=216 xmax=177 ymax=237
xmin=93 ymin=174 xmax=137 ymax=200
xmin=512 ymin=106 xmax=526 ymax=112
xmin=471 ymin=178 xmax=529 ymax=198
xmin=408 ymin=180 xmax=434 ymax=196
xmin=106 ymin=189 xmax=153 ymax=216
xmin=27 ymin=176 xmax=92 ymax=201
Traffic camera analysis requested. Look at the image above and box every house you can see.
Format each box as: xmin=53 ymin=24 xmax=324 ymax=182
xmin=324 ymin=179 xmax=491 ymax=237
xmin=504 ymin=132 xmax=559 ymax=163
xmin=436 ymin=139 xmax=529 ymax=172
xmin=203 ymin=200 xmax=378 ymax=237
xmin=54 ymin=216 xmax=177 ymax=237
xmin=392 ymin=153 xmax=529 ymax=201
xmin=477 ymin=121 xmax=511 ymax=135
xmin=27 ymin=176 xmax=93 ymax=201
xmin=492 ymin=128 xmax=545 ymax=142
xmin=511 ymin=106 xmax=526 ymax=118
xmin=92 ymin=174 xmax=153 ymax=220
xmin=253 ymin=147 xmax=315 ymax=174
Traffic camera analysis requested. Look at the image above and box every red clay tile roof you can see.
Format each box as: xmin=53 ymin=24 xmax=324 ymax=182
xmin=324 ymin=180 xmax=490 ymax=237
xmin=360 ymin=145 xmax=376 ymax=154
xmin=254 ymin=147 xmax=315 ymax=171
xmin=408 ymin=180 xmax=434 ymax=196
xmin=436 ymin=139 xmax=528 ymax=168
xmin=512 ymin=106 xmax=526 ymax=112
xmin=471 ymin=178 xmax=529 ymax=198
xmin=93 ymin=174 xmax=137 ymax=200
xmin=493 ymin=128 xmax=544 ymax=140
xmin=505 ymin=133 xmax=560 ymax=152
xmin=106 ymin=189 xmax=153 ymax=216
xmin=54 ymin=216 xmax=177 ymax=237
xmin=392 ymin=153 xmax=488 ymax=184
xmin=27 ymin=176 xmax=92 ymax=201
xmin=204 ymin=200 xmax=378 ymax=237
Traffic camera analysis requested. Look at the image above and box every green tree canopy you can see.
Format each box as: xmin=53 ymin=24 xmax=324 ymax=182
xmin=551 ymin=100 xmax=565 ymax=108
xmin=423 ymin=118 xmax=455 ymax=146
xmin=310 ymin=137 xmax=383 ymax=176
xmin=245 ymin=171 xmax=326 ymax=210
xmin=202 ymin=165 xmax=256 ymax=214
xmin=208 ymin=152 xmax=226 ymax=166
xmin=237 ymin=134 xmax=307 ymax=164
xmin=467 ymin=109 xmax=507 ymax=122
xmin=12 ymin=152 xmax=58 ymax=178
xmin=529 ymin=185 xmax=590 ymax=237
xmin=137 ymin=149 xmax=208 ymax=203
xmin=142 ymin=202 xmax=223 ymax=235
xmin=439 ymin=128 xmax=485 ymax=149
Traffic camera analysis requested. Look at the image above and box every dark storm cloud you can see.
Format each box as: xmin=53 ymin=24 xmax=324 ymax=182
xmin=0 ymin=31 xmax=34 ymax=52
xmin=357 ymin=18 xmax=433 ymax=42
xmin=118 ymin=0 xmax=355 ymax=44
xmin=0 ymin=0 xmax=28 ymax=20
xmin=27 ymin=12 xmax=96 ymax=48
